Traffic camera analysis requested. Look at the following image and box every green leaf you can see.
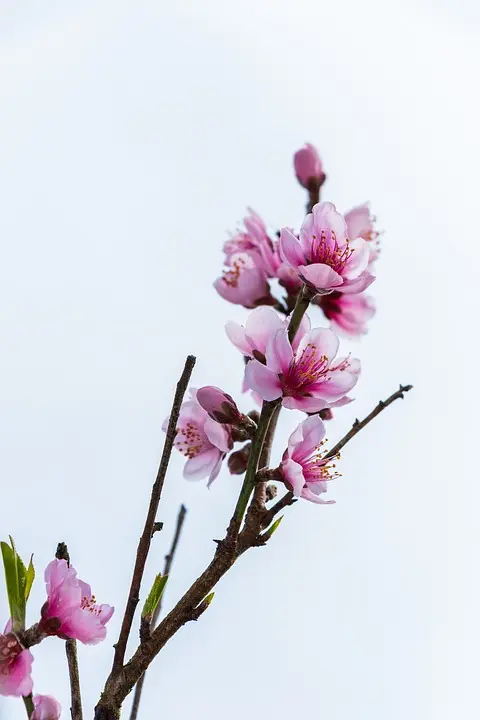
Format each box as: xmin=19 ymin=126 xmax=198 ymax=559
xmin=25 ymin=556 xmax=35 ymax=601
xmin=1 ymin=539 xmax=35 ymax=632
xmin=202 ymin=592 xmax=215 ymax=607
xmin=261 ymin=515 xmax=284 ymax=542
xmin=141 ymin=574 xmax=169 ymax=621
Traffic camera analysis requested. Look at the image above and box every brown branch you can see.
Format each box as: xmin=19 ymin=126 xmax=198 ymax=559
xmin=112 ymin=355 xmax=196 ymax=673
xmin=129 ymin=504 xmax=187 ymax=720
xmin=325 ymin=384 xmax=413 ymax=461
xmin=55 ymin=543 xmax=83 ymax=720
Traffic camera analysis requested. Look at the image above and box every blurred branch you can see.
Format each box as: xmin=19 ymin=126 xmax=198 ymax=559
xmin=112 ymin=355 xmax=196 ymax=674
xmin=129 ymin=505 xmax=187 ymax=720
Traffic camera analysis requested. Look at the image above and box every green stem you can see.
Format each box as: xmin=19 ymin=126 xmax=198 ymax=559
xmin=232 ymin=400 xmax=280 ymax=524
xmin=287 ymin=285 xmax=315 ymax=343
xmin=23 ymin=694 xmax=34 ymax=717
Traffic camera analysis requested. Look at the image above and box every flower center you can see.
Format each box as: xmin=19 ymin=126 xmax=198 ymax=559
xmin=282 ymin=344 xmax=329 ymax=396
xmin=221 ymin=254 xmax=254 ymax=288
xmin=304 ymin=440 xmax=341 ymax=482
xmin=81 ymin=594 xmax=101 ymax=615
xmin=175 ymin=421 xmax=206 ymax=458
xmin=310 ymin=230 xmax=353 ymax=273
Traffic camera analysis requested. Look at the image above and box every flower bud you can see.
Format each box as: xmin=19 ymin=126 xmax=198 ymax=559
xmin=293 ymin=143 xmax=325 ymax=190
xmin=228 ymin=444 xmax=250 ymax=475
xmin=196 ymin=386 xmax=243 ymax=425
xmin=319 ymin=408 xmax=334 ymax=421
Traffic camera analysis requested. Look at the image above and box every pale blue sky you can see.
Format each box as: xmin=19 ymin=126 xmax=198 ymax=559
xmin=0 ymin=1 xmax=478 ymax=718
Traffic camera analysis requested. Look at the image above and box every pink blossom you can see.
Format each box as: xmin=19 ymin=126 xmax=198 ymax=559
xmin=279 ymin=202 xmax=375 ymax=296
xmin=226 ymin=306 xmax=310 ymax=362
xmin=213 ymin=252 xmax=273 ymax=308
xmin=41 ymin=560 xmax=114 ymax=645
xmin=244 ymin=319 xmax=360 ymax=412
xmin=196 ymin=386 xmax=243 ymax=425
xmin=223 ymin=209 xmax=280 ymax=278
xmin=0 ymin=631 xmax=33 ymax=697
xmin=319 ymin=291 xmax=376 ymax=336
xmin=165 ymin=390 xmax=232 ymax=486
xmin=280 ymin=415 xmax=338 ymax=503
xmin=31 ymin=694 xmax=62 ymax=719
xmin=293 ymin=143 xmax=325 ymax=189
xmin=345 ymin=203 xmax=380 ymax=266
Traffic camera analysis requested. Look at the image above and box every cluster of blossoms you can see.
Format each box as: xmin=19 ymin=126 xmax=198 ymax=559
xmin=0 ymin=558 xmax=113 ymax=715
xmin=214 ymin=144 xmax=379 ymax=337
xmin=169 ymin=142 xmax=381 ymax=502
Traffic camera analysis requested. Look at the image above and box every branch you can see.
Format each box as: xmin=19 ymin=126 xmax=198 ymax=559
xmin=129 ymin=504 xmax=188 ymax=720
xmin=265 ymin=383 xmax=414 ymax=522
xmin=112 ymin=355 xmax=196 ymax=673
xmin=55 ymin=543 xmax=83 ymax=720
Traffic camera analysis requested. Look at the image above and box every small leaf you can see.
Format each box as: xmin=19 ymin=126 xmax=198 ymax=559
xmin=202 ymin=592 xmax=215 ymax=607
xmin=141 ymin=574 xmax=169 ymax=621
xmin=1 ymin=539 xmax=25 ymax=632
xmin=261 ymin=515 xmax=284 ymax=541
xmin=25 ymin=556 xmax=35 ymax=601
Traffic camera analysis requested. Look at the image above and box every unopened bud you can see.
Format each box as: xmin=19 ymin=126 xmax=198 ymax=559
xmin=319 ymin=408 xmax=334 ymax=421
xmin=197 ymin=386 xmax=243 ymax=425
xmin=265 ymin=484 xmax=278 ymax=502
xmin=227 ymin=444 xmax=250 ymax=475
xmin=293 ymin=143 xmax=326 ymax=190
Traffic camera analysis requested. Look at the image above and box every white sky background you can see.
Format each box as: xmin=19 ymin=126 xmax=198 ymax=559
xmin=0 ymin=0 xmax=479 ymax=718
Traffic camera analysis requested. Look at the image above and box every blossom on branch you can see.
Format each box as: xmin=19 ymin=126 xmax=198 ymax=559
xmin=243 ymin=316 xmax=360 ymax=412
xmin=279 ymin=202 xmax=375 ymax=295
xmin=0 ymin=631 xmax=33 ymax=697
xmin=31 ymin=694 xmax=62 ymax=719
xmin=345 ymin=203 xmax=380 ymax=266
xmin=280 ymin=415 xmax=338 ymax=504
xmin=41 ymin=560 xmax=114 ymax=645
xmin=165 ymin=390 xmax=232 ymax=486
xmin=226 ymin=306 xmax=309 ymax=362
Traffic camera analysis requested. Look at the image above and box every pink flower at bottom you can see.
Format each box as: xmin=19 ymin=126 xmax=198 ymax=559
xmin=318 ymin=291 xmax=376 ymax=336
xmin=244 ymin=319 xmax=360 ymax=412
xmin=0 ymin=632 xmax=33 ymax=697
xmin=41 ymin=560 xmax=114 ymax=645
xmin=165 ymin=390 xmax=232 ymax=486
xmin=31 ymin=694 xmax=62 ymax=719
xmin=281 ymin=415 xmax=339 ymax=504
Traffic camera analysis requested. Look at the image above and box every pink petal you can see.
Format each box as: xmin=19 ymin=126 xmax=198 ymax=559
xmin=63 ymin=607 xmax=107 ymax=645
xmin=183 ymin=448 xmax=222 ymax=480
xmin=345 ymin=203 xmax=371 ymax=240
xmin=283 ymin=395 xmax=328 ymax=412
xmin=290 ymin=416 xmax=326 ymax=463
xmin=244 ymin=306 xmax=285 ymax=356
xmin=342 ymin=238 xmax=370 ymax=279
xmin=312 ymin=370 xmax=358 ymax=400
xmin=312 ymin=202 xmax=348 ymax=244
xmin=244 ymin=360 xmax=282 ymax=401
xmin=281 ymin=459 xmax=306 ymax=497
xmin=279 ymin=228 xmax=306 ymax=268
xmin=301 ymin=486 xmax=335 ymax=504
xmin=299 ymin=263 xmax=343 ymax=293
xmin=266 ymin=329 xmax=293 ymax=374
xmin=32 ymin=694 xmax=62 ymax=720
xmin=206 ymin=453 xmax=224 ymax=487
xmin=225 ymin=321 xmax=251 ymax=355
xmin=0 ymin=649 xmax=33 ymax=697
xmin=204 ymin=417 xmax=231 ymax=452
xmin=297 ymin=327 xmax=339 ymax=363
xmin=337 ymin=271 xmax=375 ymax=294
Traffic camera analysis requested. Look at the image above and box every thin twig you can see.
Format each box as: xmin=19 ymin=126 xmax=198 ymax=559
xmin=55 ymin=543 xmax=83 ymax=720
xmin=265 ymin=384 xmax=414 ymax=523
xmin=325 ymin=384 xmax=413 ymax=460
xmin=129 ymin=505 xmax=188 ymax=720
xmin=112 ymin=355 xmax=196 ymax=673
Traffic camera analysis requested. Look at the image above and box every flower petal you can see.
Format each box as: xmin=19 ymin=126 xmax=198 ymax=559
xmin=183 ymin=448 xmax=222 ymax=480
xmin=244 ymin=360 xmax=282 ymax=401
xmin=225 ymin=321 xmax=251 ymax=355
xmin=342 ymin=238 xmax=370 ymax=279
xmin=299 ymin=264 xmax=343 ymax=293
xmin=204 ymin=417 xmax=231 ymax=452
xmin=337 ymin=271 xmax=375 ymax=294
xmin=244 ymin=306 xmax=285 ymax=355
xmin=281 ymin=459 xmax=306 ymax=497
xmin=297 ymin=327 xmax=340 ymax=363
xmin=279 ymin=228 xmax=306 ymax=268
xmin=266 ymin=329 xmax=293 ymax=374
